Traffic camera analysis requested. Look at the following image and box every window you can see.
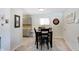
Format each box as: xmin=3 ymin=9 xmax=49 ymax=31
xmin=40 ymin=18 xmax=49 ymax=25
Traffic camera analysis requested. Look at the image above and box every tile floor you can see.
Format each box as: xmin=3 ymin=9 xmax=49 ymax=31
xmin=14 ymin=37 xmax=71 ymax=51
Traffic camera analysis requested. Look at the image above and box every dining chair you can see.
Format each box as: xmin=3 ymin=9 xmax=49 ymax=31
xmin=40 ymin=29 xmax=49 ymax=50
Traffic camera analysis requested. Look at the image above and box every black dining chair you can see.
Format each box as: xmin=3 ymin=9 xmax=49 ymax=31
xmin=40 ymin=29 xmax=49 ymax=50
xmin=34 ymin=28 xmax=41 ymax=49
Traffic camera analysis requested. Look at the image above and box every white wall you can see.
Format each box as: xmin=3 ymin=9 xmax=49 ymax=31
xmin=63 ymin=9 xmax=79 ymax=50
xmin=0 ymin=8 xmax=11 ymax=50
xmin=0 ymin=8 xmax=23 ymax=51
xmin=32 ymin=13 xmax=64 ymax=38
xmin=64 ymin=24 xmax=79 ymax=50
xmin=10 ymin=8 xmax=23 ymax=50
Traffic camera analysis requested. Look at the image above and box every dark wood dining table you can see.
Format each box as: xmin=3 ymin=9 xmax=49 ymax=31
xmin=36 ymin=30 xmax=53 ymax=49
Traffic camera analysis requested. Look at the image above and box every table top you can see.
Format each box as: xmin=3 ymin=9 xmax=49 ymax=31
xmin=36 ymin=30 xmax=53 ymax=33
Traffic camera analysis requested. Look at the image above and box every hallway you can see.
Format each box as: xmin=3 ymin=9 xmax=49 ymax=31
xmin=0 ymin=8 xmax=79 ymax=51
xmin=14 ymin=37 xmax=71 ymax=51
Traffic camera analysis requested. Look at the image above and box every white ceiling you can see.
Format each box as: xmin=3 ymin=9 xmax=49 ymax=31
xmin=23 ymin=8 xmax=68 ymax=15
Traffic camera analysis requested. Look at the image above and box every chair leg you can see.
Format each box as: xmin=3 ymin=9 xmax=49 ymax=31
xmin=46 ymin=40 xmax=49 ymax=49
xmin=41 ymin=44 xmax=42 ymax=50
xmin=41 ymin=42 xmax=42 ymax=50
xmin=36 ymin=41 xmax=38 ymax=49
xmin=40 ymin=40 xmax=43 ymax=50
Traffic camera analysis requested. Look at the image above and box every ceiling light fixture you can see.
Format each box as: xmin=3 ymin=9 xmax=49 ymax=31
xmin=39 ymin=8 xmax=44 ymax=11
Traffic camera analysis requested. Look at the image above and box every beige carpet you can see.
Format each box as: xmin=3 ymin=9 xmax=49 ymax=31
xmin=14 ymin=37 xmax=71 ymax=51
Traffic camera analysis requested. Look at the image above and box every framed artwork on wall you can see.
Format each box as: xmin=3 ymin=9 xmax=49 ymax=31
xmin=14 ymin=15 xmax=20 ymax=28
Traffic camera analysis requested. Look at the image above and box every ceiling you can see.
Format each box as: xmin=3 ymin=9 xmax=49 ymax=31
xmin=23 ymin=8 xmax=68 ymax=15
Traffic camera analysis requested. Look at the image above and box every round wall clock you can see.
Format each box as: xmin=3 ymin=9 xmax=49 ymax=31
xmin=53 ymin=18 xmax=60 ymax=25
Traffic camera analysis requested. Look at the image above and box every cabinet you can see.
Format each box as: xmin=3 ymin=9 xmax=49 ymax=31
xmin=23 ymin=15 xmax=32 ymax=37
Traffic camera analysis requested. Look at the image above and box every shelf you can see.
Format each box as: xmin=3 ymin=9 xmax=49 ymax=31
xmin=23 ymin=28 xmax=32 ymax=29
xmin=23 ymin=24 xmax=32 ymax=26
xmin=23 ymin=26 xmax=32 ymax=27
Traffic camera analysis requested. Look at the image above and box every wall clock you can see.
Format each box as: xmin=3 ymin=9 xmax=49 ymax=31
xmin=53 ymin=18 xmax=60 ymax=25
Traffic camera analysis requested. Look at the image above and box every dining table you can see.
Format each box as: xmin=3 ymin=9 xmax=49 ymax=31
xmin=36 ymin=29 xmax=53 ymax=49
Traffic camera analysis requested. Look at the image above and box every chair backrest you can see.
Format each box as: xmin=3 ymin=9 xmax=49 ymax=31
xmin=41 ymin=29 xmax=49 ymax=37
xmin=34 ymin=28 xmax=37 ymax=36
xmin=41 ymin=29 xmax=49 ymax=32
xmin=34 ymin=28 xmax=36 ymax=33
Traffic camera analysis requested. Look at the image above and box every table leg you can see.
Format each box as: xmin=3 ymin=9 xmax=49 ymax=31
xmin=50 ymin=32 xmax=52 ymax=48
xmin=36 ymin=33 xmax=38 ymax=49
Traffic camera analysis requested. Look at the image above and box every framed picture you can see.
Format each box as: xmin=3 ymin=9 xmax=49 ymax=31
xmin=14 ymin=15 xmax=20 ymax=28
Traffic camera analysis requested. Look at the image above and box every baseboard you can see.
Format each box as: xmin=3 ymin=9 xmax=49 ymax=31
xmin=11 ymin=43 xmax=22 ymax=51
